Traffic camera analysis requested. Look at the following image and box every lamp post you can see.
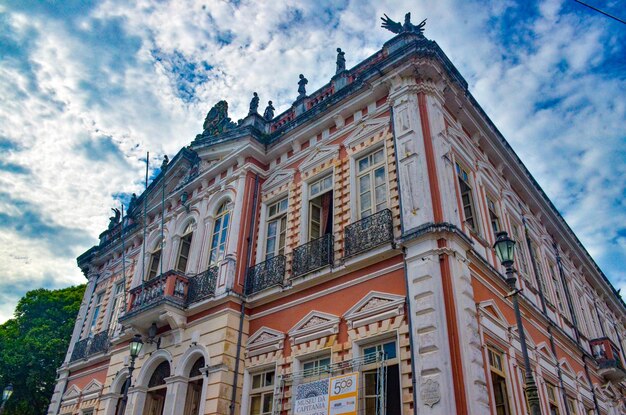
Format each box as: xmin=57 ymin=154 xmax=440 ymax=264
xmin=0 ymin=384 xmax=13 ymax=414
xmin=120 ymin=334 xmax=143 ymax=415
xmin=493 ymin=231 xmax=541 ymax=415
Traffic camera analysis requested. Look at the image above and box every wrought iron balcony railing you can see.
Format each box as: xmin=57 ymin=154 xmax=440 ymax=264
xmin=590 ymin=337 xmax=626 ymax=382
xmin=344 ymin=209 xmax=393 ymax=258
xmin=69 ymin=331 xmax=110 ymax=363
xmin=246 ymin=255 xmax=286 ymax=295
xmin=187 ymin=266 xmax=219 ymax=304
xmin=127 ymin=270 xmax=188 ymax=314
xmin=292 ymin=234 xmax=334 ymax=278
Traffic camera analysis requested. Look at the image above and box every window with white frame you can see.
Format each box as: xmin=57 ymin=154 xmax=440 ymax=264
xmin=249 ymin=369 xmax=275 ymax=415
xmin=308 ymin=174 xmax=333 ymax=240
xmin=511 ymin=224 xmax=531 ymax=282
xmin=361 ymin=339 xmax=400 ymax=415
xmin=546 ymin=382 xmax=561 ymax=415
xmin=209 ymin=202 xmax=231 ymax=265
xmin=107 ymin=282 xmax=125 ymax=334
xmin=488 ymin=347 xmax=511 ymax=415
xmin=88 ymin=292 xmax=104 ymax=334
xmin=549 ymin=263 xmax=566 ymax=314
xmin=456 ymin=162 xmax=478 ymax=232
xmin=487 ymin=196 xmax=500 ymax=235
xmin=532 ymin=245 xmax=550 ymax=300
xmin=147 ymin=247 xmax=162 ymax=280
xmin=265 ymin=198 xmax=288 ymax=261
xmin=566 ymin=396 xmax=578 ymax=415
xmin=301 ymin=355 xmax=331 ymax=378
xmin=176 ymin=222 xmax=194 ymax=273
xmin=356 ymin=148 xmax=387 ymax=219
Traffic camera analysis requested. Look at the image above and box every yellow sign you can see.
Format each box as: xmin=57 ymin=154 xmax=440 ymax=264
xmin=328 ymin=372 xmax=358 ymax=415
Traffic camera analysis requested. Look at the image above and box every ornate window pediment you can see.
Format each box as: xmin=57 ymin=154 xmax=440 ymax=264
xmin=81 ymin=379 xmax=103 ymax=400
xmin=288 ymin=311 xmax=340 ymax=345
xmin=478 ymin=300 xmax=509 ymax=327
xmin=343 ymin=116 xmax=389 ymax=149
xmin=247 ymin=326 xmax=285 ymax=357
xmin=344 ymin=291 xmax=405 ymax=329
xmin=299 ymin=145 xmax=339 ymax=173
xmin=263 ymin=169 xmax=295 ymax=193
xmin=62 ymin=384 xmax=81 ymax=403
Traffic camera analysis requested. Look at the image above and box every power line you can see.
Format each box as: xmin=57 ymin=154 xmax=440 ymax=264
xmin=573 ymin=0 xmax=626 ymax=25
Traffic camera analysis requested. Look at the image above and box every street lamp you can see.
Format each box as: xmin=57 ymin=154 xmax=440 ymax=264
xmin=120 ymin=334 xmax=143 ymax=414
xmin=0 ymin=384 xmax=13 ymax=414
xmin=494 ymin=231 xmax=541 ymax=415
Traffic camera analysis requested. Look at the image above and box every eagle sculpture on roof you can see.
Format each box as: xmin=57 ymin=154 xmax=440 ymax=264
xmin=381 ymin=13 xmax=426 ymax=36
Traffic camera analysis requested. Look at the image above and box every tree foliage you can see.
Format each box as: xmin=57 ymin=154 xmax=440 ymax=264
xmin=0 ymin=285 xmax=85 ymax=415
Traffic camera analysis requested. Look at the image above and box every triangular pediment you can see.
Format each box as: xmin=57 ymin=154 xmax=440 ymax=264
xmin=298 ymin=145 xmax=339 ymax=173
xmin=246 ymin=326 xmax=284 ymax=357
xmin=344 ymin=291 xmax=405 ymax=329
xmin=537 ymin=342 xmax=556 ymax=363
xmin=263 ymin=169 xmax=295 ymax=192
xmin=62 ymin=384 xmax=81 ymax=400
xmin=81 ymin=379 xmax=103 ymax=398
xmin=478 ymin=300 xmax=509 ymax=326
xmin=289 ymin=311 xmax=339 ymax=345
xmin=343 ymin=116 xmax=390 ymax=149
xmin=559 ymin=359 xmax=575 ymax=377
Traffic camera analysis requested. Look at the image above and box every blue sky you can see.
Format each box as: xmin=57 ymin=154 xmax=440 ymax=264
xmin=0 ymin=0 xmax=624 ymax=322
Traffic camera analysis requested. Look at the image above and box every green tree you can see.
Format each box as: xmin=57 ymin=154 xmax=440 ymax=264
xmin=0 ymin=285 xmax=85 ymax=415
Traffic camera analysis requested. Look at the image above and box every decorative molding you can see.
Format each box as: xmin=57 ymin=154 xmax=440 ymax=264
xmin=288 ymin=311 xmax=339 ymax=345
xmin=477 ymin=300 xmax=509 ymax=327
xmin=343 ymin=291 xmax=405 ymax=329
xmin=81 ymin=379 xmax=103 ymax=400
xmin=61 ymin=384 xmax=81 ymax=404
xmin=343 ymin=116 xmax=389 ymax=149
xmin=246 ymin=326 xmax=285 ymax=357
xmin=298 ymin=145 xmax=339 ymax=173
xmin=263 ymin=169 xmax=295 ymax=193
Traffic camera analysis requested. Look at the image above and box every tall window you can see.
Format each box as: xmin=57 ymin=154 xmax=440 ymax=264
xmin=89 ymin=292 xmax=104 ymax=334
xmin=265 ymin=198 xmax=288 ymax=260
xmin=147 ymin=248 xmax=162 ymax=280
xmin=249 ymin=369 xmax=275 ymax=415
xmin=566 ymin=397 xmax=578 ymax=415
xmin=176 ymin=222 xmax=194 ymax=272
xmin=362 ymin=340 xmax=400 ymax=415
xmin=184 ymin=357 xmax=205 ymax=415
xmin=488 ymin=347 xmax=511 ymax=415
xmin=456 ymin=163 xmax=477 ymax=232
xmin=532 ymin=246 xmax=549 ymax=300
xmin=302 ymin=356 xmax=331 ymax=378
xmin=308 ymin=175 xmax=333 ymax=240
xmin=512 ymin=224 xmax=531 ymax=281
xmin=546 ymin=383 xmax=560 ymax=415
xmin=209 ymin=203 xmax=231 ymax=265
xmin=356 ymin=149 xmax=387 ymax=219
xmin=487 ymin=196 xmax=500 ymax=235
xmin=108 ymin=282 xmax=125 ymax=334
xmin=549 ymin=263 xmax=565 ymax=314
xmin=144 ymin=361 xmax=170 ymax=415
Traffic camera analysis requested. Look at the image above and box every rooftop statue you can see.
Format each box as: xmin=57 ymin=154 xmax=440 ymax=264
xmin=336 ymin=48 xmax=346 ymax=74
xmin=249 ymin=92 xmax=260 ymax=115
xmin=108 ymin=208 xmax=121 ymax=230
xmin=263 ymin=101 xmax=275 ymax=121
xmin=200 ymin=100 xmax=237 ymax=138
xmin=161 ymin=155 xmax=169 ymax=171
xmin=128 ymin=193 xmax=138 ymax=213
xmin=381 ymin=12 xmax=426 ymax=36
xmin=297 ymin=74 xmax=308 ymax=99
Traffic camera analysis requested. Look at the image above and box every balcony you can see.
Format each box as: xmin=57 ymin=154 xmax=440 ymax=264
xmin=187 ymin=266 xmax=219 ymax=304
xmin=69 ymin=331 xmax=110 ymax=363
xmin=246 ymin=255 xmax=286 ymax=295
xmin=292 ymin=234 xmax=334 ymax=278
xmin=590 ymin=337 xmax=626 ymax=382
xmin=344 ymin=209 xmax=393 ymax=257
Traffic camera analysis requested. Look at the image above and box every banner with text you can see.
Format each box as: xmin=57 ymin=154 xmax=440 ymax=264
xmin=328 ymin=372 xmax=359 ymax=415
xmin=294 ymin=379 xmax=330 ymax=415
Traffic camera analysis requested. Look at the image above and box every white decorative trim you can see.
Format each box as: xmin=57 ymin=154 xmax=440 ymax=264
xmin=298 ymin=145 xmax=339 ymax=173
xmin=61 ymin=384 xmax=81 ymax=404
xmin=81 ymin=379 xmax=103 ymax=400
xmin=477 ymin=299 xmax=509 ymax=327
xmin=246 ymin=326 xmax=285 ymax=357
xmin=344 ymin=291 xmax=405 ymax=329
xmin=263 ymin=169 xmax=295 ymax=193
xmin=288 ymin=311 xmax=340 ymax=345
xmin=343 ymin=116 xmax=389 ymax=149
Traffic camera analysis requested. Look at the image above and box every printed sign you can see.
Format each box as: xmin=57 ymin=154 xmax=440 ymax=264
xmin=328 ymin=372 xmax=358 ymax=415
xmin=294 ymin=379 xmax=330 ymax=415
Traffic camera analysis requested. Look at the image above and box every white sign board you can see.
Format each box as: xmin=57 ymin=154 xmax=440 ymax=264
xmin=294 ymin=379 xmax=330 ymax=415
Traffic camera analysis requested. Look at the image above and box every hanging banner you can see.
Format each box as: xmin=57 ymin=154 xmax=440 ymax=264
xmin=328 ymin=372 xmax=358 ymax=415
xmin=294 ymin=379 xmax=330 ymax=415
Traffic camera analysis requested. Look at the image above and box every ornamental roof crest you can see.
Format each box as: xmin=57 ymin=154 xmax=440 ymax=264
xmin=196 ymin=100 xmax=238 ymax=140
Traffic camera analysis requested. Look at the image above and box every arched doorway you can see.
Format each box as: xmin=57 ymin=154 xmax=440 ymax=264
xmin=143 ymin=361 xmax=170 ymax=415
xmin=183 ymin=356 xmax=205 ymax=415
xmin=114 ymin=376 xmax=130 ymax=415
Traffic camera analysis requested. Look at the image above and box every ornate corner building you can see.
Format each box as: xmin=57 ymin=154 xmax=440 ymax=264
xmin=48 ymin=19 xmax=626 ymax=415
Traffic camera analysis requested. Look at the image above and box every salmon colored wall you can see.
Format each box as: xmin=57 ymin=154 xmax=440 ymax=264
xmin=66 ymin=365 xmax=108 ymax=390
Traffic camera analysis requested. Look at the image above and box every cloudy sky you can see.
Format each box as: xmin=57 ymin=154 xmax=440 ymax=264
xmin=0 ymin=0 xmax=624 ymax=322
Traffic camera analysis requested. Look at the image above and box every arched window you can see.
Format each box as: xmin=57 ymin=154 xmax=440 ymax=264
xmin=183 ymin=356 xmax=205 ymax=415
xmin=209 ymin=202 xmax=231 ymax=265
xmin=176 ymin=222 xmax=195 ymax=273
xmin=143 ymin=361 xmax=170 ymax=415
xmin=147 ymin=247 xmax=162 ymax=280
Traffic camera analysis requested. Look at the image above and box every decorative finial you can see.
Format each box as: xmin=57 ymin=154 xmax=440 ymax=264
xmin=263 ymin=101 xmax=275 ymax=121
xmin=381 ymin=13 xmax=426 ymax=35
xmin=248 ymin=92 xmax=259 ymax=115
xmin=297 ymin=74 xmax=308 ymax=99
xmin=336 ymin=48 xmax=346 ymax=74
